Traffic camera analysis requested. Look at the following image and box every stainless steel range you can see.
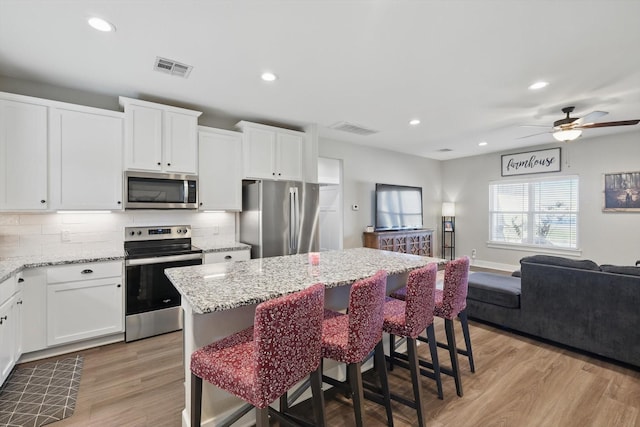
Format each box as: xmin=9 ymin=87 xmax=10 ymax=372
xmin=124 ymin=225 xmax=202 ymax=342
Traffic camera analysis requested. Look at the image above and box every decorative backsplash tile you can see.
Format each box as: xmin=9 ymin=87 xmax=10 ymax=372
xmin=0 ymin=211 xmax=236 ymax=257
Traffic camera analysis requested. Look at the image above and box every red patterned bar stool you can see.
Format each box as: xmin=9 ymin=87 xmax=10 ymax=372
xmin=190 ymin=283 xmax=326 ymax=427
xmin=434 ymin=256 xmax=474 ymax=397
xmin=321 ymin=270 xmax=394 ymax=427
xmin=383 ymin=263 xmax=440 ymax=427
xmin=391 ymin=256 xmax=474 ymax=397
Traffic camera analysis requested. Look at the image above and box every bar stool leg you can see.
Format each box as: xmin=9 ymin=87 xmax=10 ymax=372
xmin=255 ymin=407 xmax=269 ymax=427
xmin=374 ymin=340 xmax=394 ymax=426
xmin=444 ymin=318 xmax=463 ymax=397
xmin=407 ymin=337 xmax=426 ymax=427
xmin=191 ymin=373 xmax=203 ymax=427
xmin=425 ymin=324 xmax=443 ymax=399
xmin=347 ymin=362 xmax=365 ymax=427
xmin=458 ymin=310 xmax=475 ymax=373
xmin=310 ymin=366 xmax=326 ymax=427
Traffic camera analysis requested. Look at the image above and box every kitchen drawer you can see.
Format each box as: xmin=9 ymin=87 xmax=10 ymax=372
xmin=47 ymin=261 xmax=122 ymax=284
xmin=0 ymin=275 xmax=17 ymax=305
xmin=204 ymin=250 xmax=250 ymax=264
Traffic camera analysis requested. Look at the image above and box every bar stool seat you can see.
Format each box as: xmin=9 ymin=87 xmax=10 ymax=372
xmin=190 ymin=283 xmax=326 ymax=427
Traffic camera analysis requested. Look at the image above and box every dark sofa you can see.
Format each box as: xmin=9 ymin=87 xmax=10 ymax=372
xmin=465 ymin=255 xmax=640 ymax=368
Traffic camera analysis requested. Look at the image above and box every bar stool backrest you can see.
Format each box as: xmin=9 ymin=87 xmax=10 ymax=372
xmin=440 ymin=256 xmax=470 ymax=319
xmin=254 ymin=283 xmax=325 ymax=407
xmin=347 ymin=269 xmax=388 ymax=362
xmin=405 ymin=263 xmax=438 ymax=338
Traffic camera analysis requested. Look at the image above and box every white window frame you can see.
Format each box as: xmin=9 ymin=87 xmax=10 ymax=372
xmin=488 ymin=175 xmax=580 ymax=255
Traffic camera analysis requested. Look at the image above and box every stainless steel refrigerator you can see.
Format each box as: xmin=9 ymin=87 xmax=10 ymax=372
xmin=240 ymin=180 xmax=320 ymax=259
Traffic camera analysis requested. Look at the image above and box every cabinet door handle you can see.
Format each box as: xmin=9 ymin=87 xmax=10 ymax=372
xmin=272 ymin=172 xmax=276 ymax=176
xmin=167 ymin=163 xmax=171 ymax=166
xmin=40 ymin=199 xmax=46 ymax=204
xmin=117 ymin=284 xmax=121 ymax=288
xmin=224 ymin=255 xmax=232 ymax=260
xmin=117 ymin=201 xmax=122 ymax=205
xmin=0 ymin=315 xmax=7 ymax=324
xmin=157 ymin=162 xmax=161 ymax=166
xmin=18 ymin=278 xmax=24 ymax=283
xmin=17 ymin=300 xmax=23 ymax=305
xmin=81 ymin=269 xmax=94 ymax=274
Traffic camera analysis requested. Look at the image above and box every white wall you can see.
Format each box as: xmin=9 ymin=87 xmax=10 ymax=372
xmin=441 ymin=131 xmax=640 ymax=268
xmin=319 ymin=137 xmax=442 ymax=249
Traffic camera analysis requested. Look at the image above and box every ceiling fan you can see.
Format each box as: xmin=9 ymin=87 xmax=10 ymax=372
xmin=519 ymin=106 xmax=640 ymax=142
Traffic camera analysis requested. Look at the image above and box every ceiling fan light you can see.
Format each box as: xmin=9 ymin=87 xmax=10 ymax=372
xmin=553 ymin=129 xmax=582 ymax=142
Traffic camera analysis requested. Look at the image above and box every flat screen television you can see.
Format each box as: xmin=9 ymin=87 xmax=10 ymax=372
xmin=375 ymin=183 xmax=423 ymax=231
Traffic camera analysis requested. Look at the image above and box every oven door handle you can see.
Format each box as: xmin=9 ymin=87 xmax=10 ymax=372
xmin=125 ymin=253 xmax=203 ymax=266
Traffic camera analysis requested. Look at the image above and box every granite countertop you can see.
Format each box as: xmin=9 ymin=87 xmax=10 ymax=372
xmin=165 ymin=247 xmax=445 ymax=314
xmin=0 ymin=241 xmax=249 ymax=283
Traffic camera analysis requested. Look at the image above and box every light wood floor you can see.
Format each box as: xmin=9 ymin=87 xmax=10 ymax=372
xmin=24 ymin=317 xmax=640 ymax=427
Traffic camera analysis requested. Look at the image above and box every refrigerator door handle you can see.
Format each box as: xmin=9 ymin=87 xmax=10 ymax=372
xmin=289 ymin=187 xmax=299 ymax=253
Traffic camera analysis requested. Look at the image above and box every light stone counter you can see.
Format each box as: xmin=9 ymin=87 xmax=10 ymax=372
xmin=166 ymin=247 xmax=445 ymax=426
xmin=166 ymin=247 xmax=443 ymax=314
xmin=0 ymin=241 xmax=249 ymax=283
xmin=0 ymin=246 xmax=125 ymax=282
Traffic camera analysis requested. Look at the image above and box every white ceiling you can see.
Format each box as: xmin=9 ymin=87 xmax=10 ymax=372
xmin=1 ymin=0 xmax=639 ymax=160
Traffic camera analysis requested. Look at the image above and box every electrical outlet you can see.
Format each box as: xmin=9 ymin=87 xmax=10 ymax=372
xmin=471 ymin=249 xmax=477 ymax=259
xmin=61 ymin=229 xmax=71 ymax=243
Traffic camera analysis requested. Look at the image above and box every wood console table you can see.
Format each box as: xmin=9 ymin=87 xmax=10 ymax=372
xmin=363 ymin=229 xmax=434 ymax=257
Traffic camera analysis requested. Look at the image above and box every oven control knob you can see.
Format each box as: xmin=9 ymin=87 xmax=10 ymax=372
xmin=129 ymin=231 xmax=135 ymax=236
xmin=177 ymin=229 xmax=182 ymax=234
xmin=137 ymin=231 xmax=142 ymax=236
xmin=182 ymin=228 xmax=188 ymax=234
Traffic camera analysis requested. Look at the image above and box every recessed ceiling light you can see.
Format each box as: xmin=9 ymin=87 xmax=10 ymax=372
xmin=88 ymin=17 xmax=115 ymax=32
xmin=261 ymin=72 xmax=277 ymax=82
xmin=528 ymin=81 xmax=548 ymax=90
xmin=478 ymin=141 xmax=488 ymax=146
xmin=409 ymin=119 xmax=421 ymax=126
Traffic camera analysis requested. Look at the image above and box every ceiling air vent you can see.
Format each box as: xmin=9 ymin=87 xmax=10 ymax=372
xmin=154 ymin=57 xmax=193 ymax=78
xmin=437 ymin=148 xmax=453 ymax=152
xmin=329 ymin=121 xmax=378 ymax=136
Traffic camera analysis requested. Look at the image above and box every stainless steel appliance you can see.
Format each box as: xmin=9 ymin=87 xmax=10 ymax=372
xmin=124 ymin=171 xmax=198 ymax=209
xmin=124 ymin=225 xmax=202 ymax=342
xmin=239 ymin=180 xmax=319 ymax=258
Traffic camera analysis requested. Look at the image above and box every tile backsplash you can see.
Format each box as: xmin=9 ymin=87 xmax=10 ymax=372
xmin=0 ymin=211 xmax=236 ymax=257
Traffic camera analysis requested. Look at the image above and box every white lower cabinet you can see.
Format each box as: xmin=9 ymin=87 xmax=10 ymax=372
xmin=0 ymin=274 xmax=21 ymax=386
xmin=204 ymin=249 xmax=251 ymax=264
xmin=46 ymin=261 xmax=123 ymax=346
xmin=20 ymin=269 xmax=47 ymax=353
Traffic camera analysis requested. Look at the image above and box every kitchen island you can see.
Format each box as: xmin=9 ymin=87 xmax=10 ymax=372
xmin=165 ymin=247 xmax=444 ymax=427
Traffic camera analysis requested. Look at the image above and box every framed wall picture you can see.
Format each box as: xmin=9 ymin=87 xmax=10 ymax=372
xmin=603 ymin=171 xmax=640 ymax=211
xmin=444 ymin=221 xmax=454 ymax=232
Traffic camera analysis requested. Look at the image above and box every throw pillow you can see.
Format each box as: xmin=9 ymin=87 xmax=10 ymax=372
xmin=599 ymin=265 xmax=640 ymax=277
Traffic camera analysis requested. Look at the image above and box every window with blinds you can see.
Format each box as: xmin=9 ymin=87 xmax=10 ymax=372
xmin=489 ymin=176 xmax=579 ymax=249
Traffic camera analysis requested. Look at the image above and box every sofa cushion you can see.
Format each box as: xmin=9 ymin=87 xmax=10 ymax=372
xmin=599 ymin=265 xmax=640 ymax=277
xmin=520 ymin=255 xmax=599 ymax=271
xmin=467 ymin=272 xmax=521 ymax=309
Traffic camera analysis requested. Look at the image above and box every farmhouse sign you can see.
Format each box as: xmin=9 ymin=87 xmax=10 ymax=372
xmin=501 ymin=148 xmax=561 ymax=177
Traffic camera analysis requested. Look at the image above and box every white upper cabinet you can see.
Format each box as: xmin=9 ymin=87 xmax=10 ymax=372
xmin=0 ymin=96 xmax=49 ymax=211
xmin=49 ymin=106 xmax=124 ymax=210
xmin=237 ymin=121 xmax=304 ymax=181
xmin=120 ymin=97 xmax=202 ymax=174
xmin=198 ymin=126 xmax=242 ymax=211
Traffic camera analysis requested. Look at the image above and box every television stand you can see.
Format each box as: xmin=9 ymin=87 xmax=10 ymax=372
xmin=363 ymin=229 xmax=433 ymax=257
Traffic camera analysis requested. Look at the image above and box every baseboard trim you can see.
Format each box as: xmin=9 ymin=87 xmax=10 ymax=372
xmin=18 ymin=333 xmax=124 ymax=364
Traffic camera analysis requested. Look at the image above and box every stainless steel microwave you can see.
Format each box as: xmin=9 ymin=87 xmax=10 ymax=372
xmin=124 ymin=171 xmax=198 ymax=209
